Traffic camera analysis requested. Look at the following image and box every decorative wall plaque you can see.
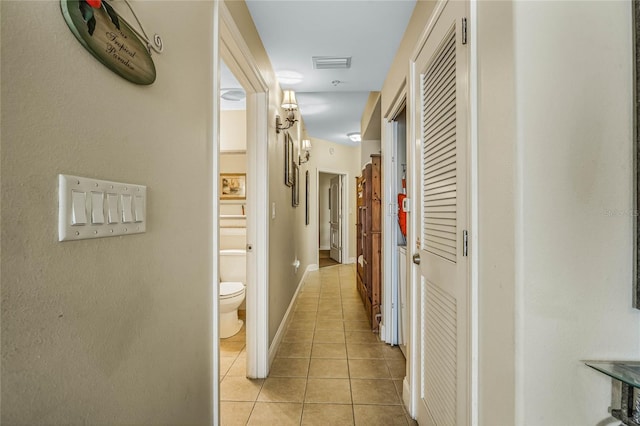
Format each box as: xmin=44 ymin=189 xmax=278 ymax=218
xmin=61 ymin=0 xmax=159 ymax=85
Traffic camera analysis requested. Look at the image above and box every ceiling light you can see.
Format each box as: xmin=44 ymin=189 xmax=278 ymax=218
xmin=276 ymin=70 xmax=304 ymax=85
xmin=312 ymin=56 xmax=352 ymax=70
xmin=220 ymin=89 xmax=246 ymax=101
xmin=347 ymin=132 xmax=361 ymax=142
xmin=276 ymin=90 xmax=299 ymax=134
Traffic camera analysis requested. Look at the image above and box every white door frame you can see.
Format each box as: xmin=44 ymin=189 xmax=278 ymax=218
xmin=316 ymin=168 xmax=350 ymax=267
xmin=218 ymin=1 xmax=270 ymax=383
xmin=405 ymin=0 xmax=478 ymax=422
xmin=381 ymin=85 xmax=407 ymax=347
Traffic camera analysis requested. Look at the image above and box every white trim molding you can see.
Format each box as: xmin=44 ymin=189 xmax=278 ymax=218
xmin=268 ymin=264 xmax=314 ymax=364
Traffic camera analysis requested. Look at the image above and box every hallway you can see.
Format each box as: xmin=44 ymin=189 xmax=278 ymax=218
xmin=220 ymin=264 xmax=415 ymax=425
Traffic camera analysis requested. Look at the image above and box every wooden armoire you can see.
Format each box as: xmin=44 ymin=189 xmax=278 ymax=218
xmin=356 ymin=154 xmax=382 ymax=332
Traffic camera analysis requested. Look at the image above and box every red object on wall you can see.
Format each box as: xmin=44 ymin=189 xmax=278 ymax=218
xmin=86 ymin=0 xmax=102 ymax=8
xmin=398 ymin=193 xmax=407 ymax=237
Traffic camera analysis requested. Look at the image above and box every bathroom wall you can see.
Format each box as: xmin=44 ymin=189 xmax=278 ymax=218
xmin=1 ymin=1 xmax=214 ymax=424
xmin=220 ymin=110 xmax=247 ymax=217
xmin=221 ymin=110 xmax=247 ymax=152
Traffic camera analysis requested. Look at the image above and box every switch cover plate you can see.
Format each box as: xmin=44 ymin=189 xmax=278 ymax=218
xmin=59 ymin=174 xmax=147 ymax=241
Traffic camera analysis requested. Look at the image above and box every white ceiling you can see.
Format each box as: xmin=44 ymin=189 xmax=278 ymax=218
xmin=246 ymin=0 xmax=416 ymax=146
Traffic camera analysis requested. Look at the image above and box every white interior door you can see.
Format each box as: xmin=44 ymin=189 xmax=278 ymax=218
xmin=329 ymin=175 xmax=342 ymax=263
xmin=413 ymin=1 xmax=470 ymax=424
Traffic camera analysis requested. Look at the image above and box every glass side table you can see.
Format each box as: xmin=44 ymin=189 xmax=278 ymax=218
xmin=586 ymin=361 xmax=640 ymax=426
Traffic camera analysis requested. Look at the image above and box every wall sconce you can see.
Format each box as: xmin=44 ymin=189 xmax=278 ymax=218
xmin=299 ymin=139 xmax=312 ymax=165
xmin=275 ymin=90 xmax=298 ymax=133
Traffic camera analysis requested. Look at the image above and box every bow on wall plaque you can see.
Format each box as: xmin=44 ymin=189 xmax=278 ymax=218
xmin=61 ymin=0 xmax=163 ymax=85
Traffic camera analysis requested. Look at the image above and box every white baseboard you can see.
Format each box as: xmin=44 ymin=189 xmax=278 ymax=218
xmin=346 ymin=257 xmax=356 ymax=264
xmin=319 ymin=245 xmax=330 ymax=250
xmin=403 ymin=377 xmax=413 ymax=418
xmin=268 ymin=264 xmax=314 ymax=365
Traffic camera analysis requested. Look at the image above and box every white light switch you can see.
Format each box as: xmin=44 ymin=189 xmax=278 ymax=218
xmin=121 ymin=194 xmax=133 ymax=223
xmin=91 ymin=192 xmax=104 ymax=224
xmin=107 ymin=193 xmax=119 ymax=224
xmin=59 ymin=175 xmax=147 ymax=241
xmin=71 ymin=191 xmax=87 ymax=225
xmin=134 ymin=195 xmax=144 ymax=223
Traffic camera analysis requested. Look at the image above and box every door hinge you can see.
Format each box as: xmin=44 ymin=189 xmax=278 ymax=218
xmin=463 ymin=230 xmax=469 ymax=257
xmin=462 ymin=17 xmax=468 ymax=45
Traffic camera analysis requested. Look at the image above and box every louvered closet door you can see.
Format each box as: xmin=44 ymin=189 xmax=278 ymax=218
xmin=413 ymin=1 xmax=469 ymax=425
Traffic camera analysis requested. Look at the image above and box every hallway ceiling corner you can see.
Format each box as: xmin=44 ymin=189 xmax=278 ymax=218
xmin=246 ymin=0 xmax=416 ymax=145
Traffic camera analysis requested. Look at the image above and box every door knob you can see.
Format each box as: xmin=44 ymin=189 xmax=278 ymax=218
xmin=412 ymin=253 xmax=421 ymax=265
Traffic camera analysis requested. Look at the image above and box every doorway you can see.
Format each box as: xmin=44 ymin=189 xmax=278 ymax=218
xmin=316 ymin=170 xmax=349 ymax=269
xmin=217 ymin=1 xmax=270 ymax=391
xmin=318 ymin=172 xmax=342 ymax=268
xmin=382 ymin=104 xmax=408 ymax=353
xmin=408 ymin=0 xmax=472 ymax=424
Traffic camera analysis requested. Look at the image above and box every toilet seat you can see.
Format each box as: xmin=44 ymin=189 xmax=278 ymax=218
xmin=220 ymin=281 xmax=244 ymax=298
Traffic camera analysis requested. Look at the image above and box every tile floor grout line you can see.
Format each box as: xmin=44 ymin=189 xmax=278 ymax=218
xmin=221 ymin=264 xmax=411 ymax=425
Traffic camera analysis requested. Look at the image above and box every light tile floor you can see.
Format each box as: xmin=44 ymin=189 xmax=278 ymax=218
xmin=220 ymin=264 xmax=417 ymax=425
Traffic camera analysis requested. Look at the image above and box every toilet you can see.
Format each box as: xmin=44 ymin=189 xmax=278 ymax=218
xmin=219 ymin=249 xmax=246 ymax=338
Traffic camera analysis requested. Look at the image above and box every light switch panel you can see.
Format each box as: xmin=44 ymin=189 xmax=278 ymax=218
xmin=59 ymin=175 xmax=146 ymax=241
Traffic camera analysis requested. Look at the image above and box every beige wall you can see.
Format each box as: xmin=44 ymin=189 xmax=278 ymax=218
xmin=360 ymin=139 xmax=381 ymax=168
xmin=476 ymin=1 xmax=516 ymax=424
xmin=220 ymin=110 xmax=247 ymax=152
xmin=1 ymin=2 xmax=214 ymax=424
xmin=220 ymin=153 xmax=247 ymax=174
xmin=513 ymin=1 xmax=640 ymax=424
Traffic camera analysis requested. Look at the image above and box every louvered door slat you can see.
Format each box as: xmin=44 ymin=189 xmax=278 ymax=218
xmin=423 ymin=279 xmax=457 ymax=425
xmin=423 ymin=113 xmax=456 ymax=148
xmin=425 ymin=157 xmax=456 ymax=180
xmin=423 ymin=36 xmax=456 ymax=93
xmin=422 ymin=29 xmax=457 ymax=264
xmin=423 ymin=134 xmax=455 ymax=166
xmin=425 ymin=223 xmax=456 ymax=234
xmin=425 ymin=177 xmax=457 ymax=191
xmin=425 ymin=170 xmax=456 ymax=187
xmin=424 ymin=77 xmax=456 ymax=120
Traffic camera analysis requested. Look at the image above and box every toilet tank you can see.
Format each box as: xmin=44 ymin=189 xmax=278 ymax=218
xmin=220 ymin=249 xmax=246 ymax=283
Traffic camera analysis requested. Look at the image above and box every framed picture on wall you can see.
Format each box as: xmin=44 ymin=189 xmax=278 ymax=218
xmin=285 ymin=132 xmax=294 ymax=187
xmin=292 ymin=163 xmax=300 ymax=207
xmin=635 ymin=0 xmax=640 ymax=310
xmin=305 ymin=170 xmax=310 ymax=225
xmin=220 ymin=173 xmax=246 ymax=200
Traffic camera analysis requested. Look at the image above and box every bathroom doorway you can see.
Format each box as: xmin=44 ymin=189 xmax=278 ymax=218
xmin=217 ymin=2 xmax=270 ymax=383
xmin=219 ymin=58 xmax=248 ymax=343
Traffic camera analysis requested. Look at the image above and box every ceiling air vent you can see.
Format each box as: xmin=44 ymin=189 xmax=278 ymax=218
xmin=312 ymin=56 xmax=352 ymax=70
